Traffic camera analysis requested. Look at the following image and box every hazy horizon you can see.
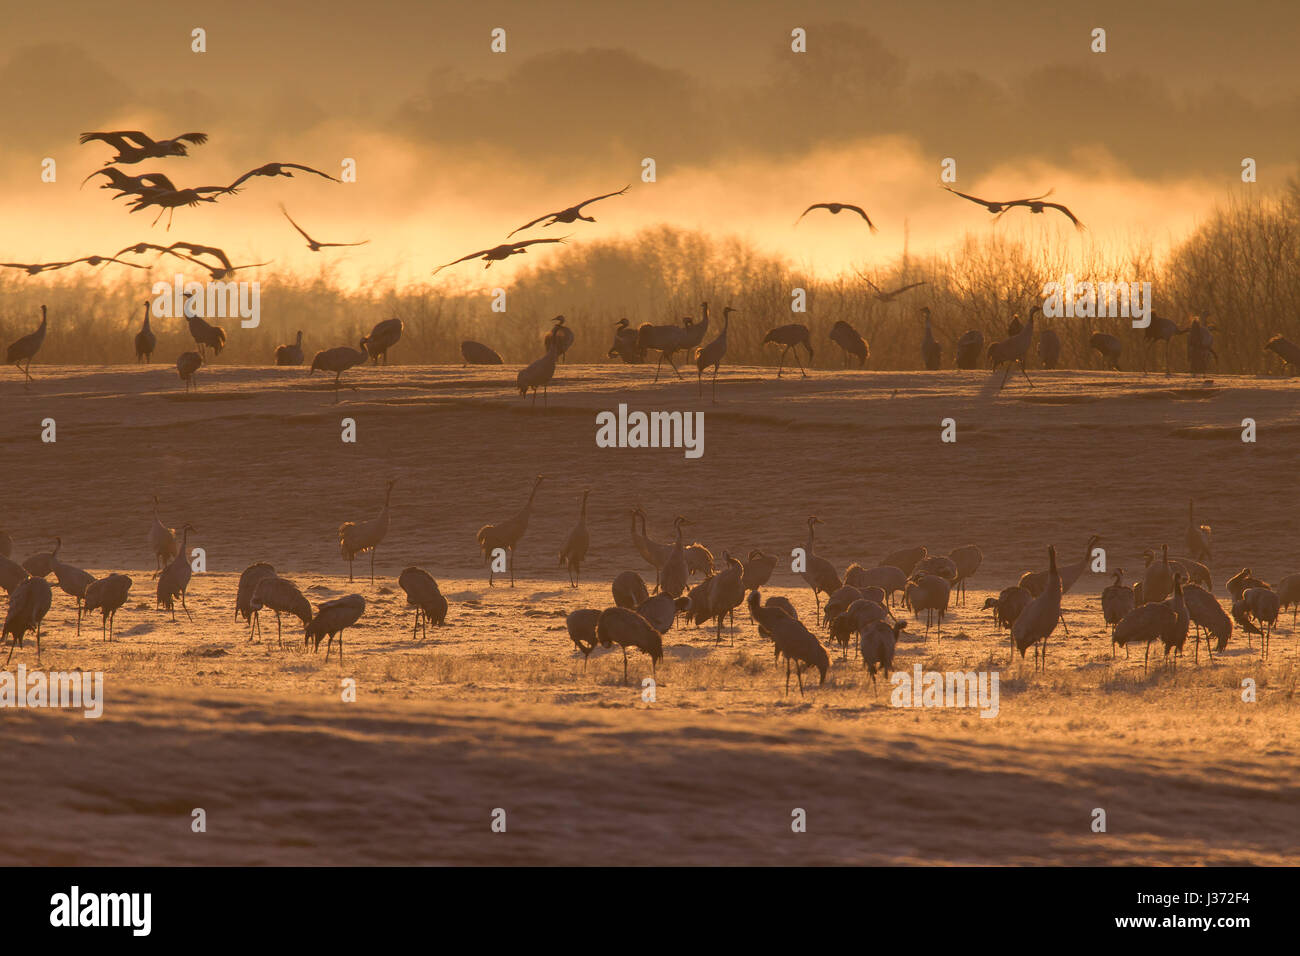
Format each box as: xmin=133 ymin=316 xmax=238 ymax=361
xmin=2 ymin=0 xmax=1298 ymax=288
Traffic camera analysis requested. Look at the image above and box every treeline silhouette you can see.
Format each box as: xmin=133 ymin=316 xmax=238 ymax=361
xmin=3 ymin=183 xmax=1298 ymax=375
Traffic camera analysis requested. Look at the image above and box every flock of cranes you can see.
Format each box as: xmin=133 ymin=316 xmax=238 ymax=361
xmin=7 ymin=484 xmax=1284 ymax=692
xmin=6 ymin=126 xmax=1300 ymax=394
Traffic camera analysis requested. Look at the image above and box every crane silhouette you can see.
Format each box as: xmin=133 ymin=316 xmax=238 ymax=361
xmin=6 ymin=305 xmax=47 ymax=388
xmin=338 ymin=480 xmax=395 ymax=584
xmin=476 ymin=475 xmax=544 ymax=587
xmin=795 ymin=202 xmax=877 ymax=231
xmin=507 ymin=185 xmax=629 ymax=237
xmin=281 ymin=205 xmax=368 ymax=251
xmin=80 ymin=129 xmax=208 ymax=164
xmin=694 ymin=306 xmax=736 ymax=402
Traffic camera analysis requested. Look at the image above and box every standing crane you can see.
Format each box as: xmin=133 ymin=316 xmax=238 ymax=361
xmin=149 ymin=495 xmax=179 ymax=575
xmin=134 ymin=302 xmax=156 ymax=362
xmin=236 ymin=562 xmax=278 ymax=639
xmin=955 ymin=329 xmax=984 ymax=369
xmin=310 ymin=340 xmax=369 ymax=401
xmin=989 ymin=308 xmax=1036 ymax=389
xmin=694 ymin=306 xmax=736 ymax=402
xmin=83 ymin=573 xmax=132 ymax=641
xmin=176 ymin=351 xmax=203 ymax=391
xmin=658 ymin=516 xmax=691 ymax=598
xmin=250 ymin=575 xmax=313 ymax=648
xmin=362 ymin=317 xmax=404 ymax=365
xmin=6 ymin=304 xmax=47 ymax=388
xmin=275 ymin=331 xmax=305 ymax=366
xmin=746 ymin=589 xmax=829 ymax=696
xmin=517 ymin=339 xmax=560 ymax=407
xmin=51 ymin=556 xmax=96 ymax=635
xmin=595 ymin=606 xmax=663 ymax=684
xmin=4 ymin=576 xmax=53 ymax=664
xmin=630 ymin=507 xmax=672 ymax=586
xmin=542 ymin=316 xmax=575 ymax=364
xmin=476 ymin=475 xmax=544 ymax=587
xmin=920 ymin=307 xmax=942 ymax=370
xmin=829 ymin=320 xmax=869 ymax=367
xmin=558 ymin=489 xmax=590 ymax=587
xmin=1012 ymin=545 xmax=1061 ymax=670
xmin=339 ymin=479 xmax=395 ymax=584
xmin=156 ymin=524 xmax=197 ymax=621
xmin=565 ymin=607 xmax=603 ymax=670
xmin=306 ymin=593 xmax=366 ymax=662
xmin=1185 ymin=500 xmax=1212 ymax=564
xmin=762 ymin=324 xmax=814 ymax=378
xmin=398 ymin=567 xmax=447 ymax=640
xmin=800 ymin=516 xmax=843 ymax=616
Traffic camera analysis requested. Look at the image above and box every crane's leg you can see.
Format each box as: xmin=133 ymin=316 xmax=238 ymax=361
xmin=181 ymin=590 xmax=193 ymax=622
xmin=777 ymin=347 xmax=788 ymax=378
xmin=697 ymin=366 xmax=703 ymax=397
xmin=796 ymin=345 xmax=809 ymax=378
xmin=1144 ymin=642 xmax=1150 ymax=673
xmin=998 ymin=361 xmax=1012 ymax=391
xmin=666 ymin=352 xmax=683 ymax=379
xmin=277 ymin=611 xmax=284 ymax=649
xmin=348 ymin=557 xmax=354 ymax=583
xmin=785 ymin=657 xmax=791 ymax=695
xmin=1019 ymin=359 xmax=1034 ymax=387
xmin=653 ymin=352 xmax=664 ymax=383
xmin=622 ymin=646 xmax=629 ymax=685
xmin=712 ymin=365 xmax=719 ymax=404
xmin=412 ymin=608 xmax=419 ymax=641
xmin=796 ymin=663 xmax=805 ymax=696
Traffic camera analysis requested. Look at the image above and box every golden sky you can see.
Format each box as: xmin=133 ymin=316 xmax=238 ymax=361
xmin=1 ymin=0 xmax=1295 ymax=288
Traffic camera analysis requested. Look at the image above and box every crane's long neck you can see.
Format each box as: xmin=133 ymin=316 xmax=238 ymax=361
xmin=295 ymin=331 xmax=303 ymax=346
xmin=579 ymin=492 xmax=588 ymax=520
xmin=806 ymin=522 xmax=816 ymax=553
